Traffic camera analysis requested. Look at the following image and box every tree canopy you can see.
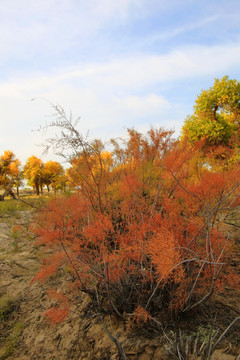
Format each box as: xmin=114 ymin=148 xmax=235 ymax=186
xmin=0 ymin=150 xmax=21 ymax=200
xmin=24 ymin=156 xmax=44 ymax=195
xmin=181 ymin=76 xmax=240 ymax=155
xmin=42 ymin=160 xmax=64 ymax=193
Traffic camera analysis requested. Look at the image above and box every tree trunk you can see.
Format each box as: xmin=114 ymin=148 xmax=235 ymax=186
xmin=8 ymin=189 xmax=17 ymax=199
xmin=0 ymin=188 xmax=17 ymax=200
xmin=35 ymin=184 xmax=40 ymax=195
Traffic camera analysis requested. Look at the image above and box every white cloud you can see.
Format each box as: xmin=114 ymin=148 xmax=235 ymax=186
xmin=24 ymin=41 xmax=240 ymax=91
xmin=3 ymin=40 xmax=238 ymax=94
xmin=0 ymin=0 xmax=141 ymax=62
xmin=2 ymin=0 xmax=215 ymax=65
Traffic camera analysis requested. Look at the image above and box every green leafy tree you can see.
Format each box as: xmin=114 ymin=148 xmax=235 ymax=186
xmin=181 ymin=76 xmax=240 ymax=152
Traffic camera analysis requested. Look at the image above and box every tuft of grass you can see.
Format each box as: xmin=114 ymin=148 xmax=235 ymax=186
xmin=11 ymin=240 xmax=20 ymax=252
xmin=164 ymin=318 xmax=240 ymax=359
xmin=0 ymin=295 xmax=24 ymax=359
xmin=0 ymin=199 xmax=29 ymax=216
xmin=0 ymin=196 xmax=49 ymax=217
xmin=0 ymin=321 xmax=24 ymax=360
xmin=10 ymin=225 xmax=23 ymax=252
xmin=0 ymin=296 xmax=16 ymax=322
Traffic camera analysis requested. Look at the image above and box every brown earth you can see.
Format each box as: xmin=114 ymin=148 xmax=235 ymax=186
xmin=0 ymin=210 xmax=239 ymax=360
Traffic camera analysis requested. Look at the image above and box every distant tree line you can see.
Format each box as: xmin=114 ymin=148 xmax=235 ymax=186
xmin=0 ymin=152 xmax=67 ymax=200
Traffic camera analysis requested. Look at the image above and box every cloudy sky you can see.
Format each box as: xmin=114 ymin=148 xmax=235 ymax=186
xmin=1 ymin=0 xmax=240 ymax=165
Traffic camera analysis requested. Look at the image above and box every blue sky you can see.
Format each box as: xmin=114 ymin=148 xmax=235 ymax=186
xmin=1 ymin=0 xmax=240 ymax=165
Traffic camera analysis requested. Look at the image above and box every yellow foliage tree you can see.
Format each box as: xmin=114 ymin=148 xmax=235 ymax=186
xmin=0 ymin=150 xmax=21 ymax=200
xmin=24 ymin=156 xmax=44 ymax=195
xmin=43 ymin=160 xmax=64 ymax=193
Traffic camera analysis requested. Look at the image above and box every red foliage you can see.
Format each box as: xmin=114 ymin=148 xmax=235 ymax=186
xmin=44 ymin=306 xmax=70 ymax=325
xmin=132 ymin=305 xmax=151 ymax=325
xmin=32 ymin=128 xmax=240 ymax=324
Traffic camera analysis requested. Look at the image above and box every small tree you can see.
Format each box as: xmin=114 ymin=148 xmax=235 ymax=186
xmin=24 ymin=156 xmax=44 ymax=195
xmin=181 ymin=76 xmax=240 ymax=166
xmin=42 ymin=160 xmax=64 ymax=193
xmin=0 ymin=150 xmax=21 ymax=200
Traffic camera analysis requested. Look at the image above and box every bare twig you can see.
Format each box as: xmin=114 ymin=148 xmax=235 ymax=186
xmin=210 ymin=317 xmax=240 ymax=355
xmin=98 ymin=315 xmax=127 ymax=360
